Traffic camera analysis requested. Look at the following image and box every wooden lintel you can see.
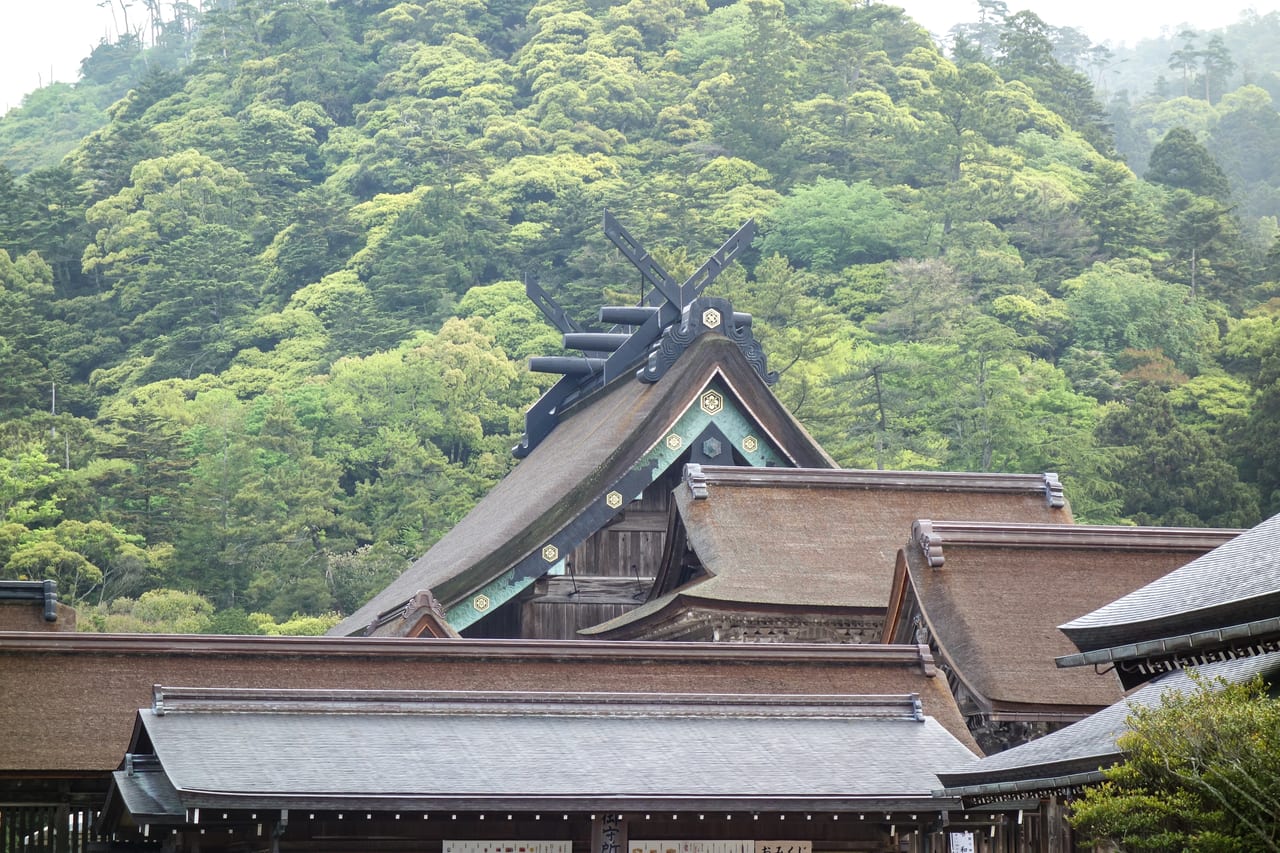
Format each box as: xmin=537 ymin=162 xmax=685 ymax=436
xmin=603 ymin=511 xmax=668 ymax=532
xmin=533 ymin=576 xmax=653 ymax=604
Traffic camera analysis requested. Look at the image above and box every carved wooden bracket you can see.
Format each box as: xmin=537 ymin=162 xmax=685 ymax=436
xmin=684 ymin=462 xmax=708 ymax=499
xmin=1043 ymin=472 xmax=1065 ymax=508
xmin=914 ymin=519 xmax=945 ymax=568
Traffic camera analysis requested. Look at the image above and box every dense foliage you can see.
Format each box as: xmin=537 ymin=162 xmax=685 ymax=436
xmin=1 ymin=0 xmax=1278 ymax=627
xmin=1070 ymin=674 xmax=1280 ymax=852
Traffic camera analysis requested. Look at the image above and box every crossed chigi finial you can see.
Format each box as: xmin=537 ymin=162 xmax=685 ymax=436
xmin=515 ymin=213 xmax=761 ymax=457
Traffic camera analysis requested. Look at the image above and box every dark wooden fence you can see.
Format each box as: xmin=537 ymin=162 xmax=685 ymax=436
xmin=1 ymin=805 xmax=100 ymax=853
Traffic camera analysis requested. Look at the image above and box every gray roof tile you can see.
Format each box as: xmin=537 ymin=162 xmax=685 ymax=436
xmin=937 ymin=650 xmax=1280 ymax=790
xmin=1059 ymin=513 xmax=1280 ymax=651
xmin=136 ymin=689 xmax=978 ymax=808
xmin=111 ymin=768 xmax=184 ymax=819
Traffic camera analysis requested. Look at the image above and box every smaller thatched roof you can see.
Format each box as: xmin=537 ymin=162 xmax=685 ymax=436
xmin=584 ymin=466 xmax=1071 ymax=638
xmin=890 ymin=521 xmax=1242 ymax=716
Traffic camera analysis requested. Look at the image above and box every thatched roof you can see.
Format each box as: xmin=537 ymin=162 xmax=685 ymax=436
xmin=333 ymin=336 xmax=832 ymax=637
xmin=583 ymin=466 xmax=1071 ymax=638
xmin=890 ymin=522 xmax=1242 ymax=715
xmin=0 ymin=635 xmax=972 ymax=775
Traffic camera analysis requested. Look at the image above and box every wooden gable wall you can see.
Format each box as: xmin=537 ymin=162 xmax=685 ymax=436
xmin=513 ymin=466 xmax=685 ymax=640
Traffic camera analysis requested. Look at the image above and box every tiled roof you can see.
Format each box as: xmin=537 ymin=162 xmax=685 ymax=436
xmin=332 ymin=337 xmax=832 ymax=637
xmin=1060 ymin=513 xmax=1280 ymax=653
xmin=110 ymin=762 xmax=183 ymax=821
xmin=122 ymin=686 xmax=979 ymax=813
xmin=896 ymin=522 xmax=1240 ymax=712
xmin=936 ymin=651 xmax=1280 ymax=795
xmin=583 ymin=467 xmax=1071 ymax=638
xmin=0 ymin=634 xmax=972 ymax=774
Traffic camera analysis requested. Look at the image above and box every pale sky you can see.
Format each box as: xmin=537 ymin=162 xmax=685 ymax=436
xmin=897 ymin=0 xmax=1278 ymax=44
xmin=1 ymin=0 xmax=1278 ymax=116
xmin=1 ymin=0 xmax=117 ymax=114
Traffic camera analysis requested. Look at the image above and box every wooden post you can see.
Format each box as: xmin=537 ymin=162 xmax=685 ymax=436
xmin=55 ymin=804 xmax=70 ymax=853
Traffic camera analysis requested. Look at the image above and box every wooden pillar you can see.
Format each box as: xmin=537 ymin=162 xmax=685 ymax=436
xmin=55 ymin=804 xmax=70 ymax=853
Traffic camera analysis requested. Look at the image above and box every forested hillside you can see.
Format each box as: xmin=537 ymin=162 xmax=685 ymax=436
xmin=1082 ymin=11 xmax=1280 ymax=235
xmin=1 ymin=0 xmax=1277 ymax=633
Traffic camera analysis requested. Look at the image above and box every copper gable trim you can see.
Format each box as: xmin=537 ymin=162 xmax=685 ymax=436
xmin=911 ymin=520 xmax=1243 ymax=569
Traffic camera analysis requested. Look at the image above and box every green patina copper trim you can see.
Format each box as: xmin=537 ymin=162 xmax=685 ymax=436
xmin=641 ymin=380 xmax=786 ymax=471
xmin=445 ymin=380 xmax=786 ymax=630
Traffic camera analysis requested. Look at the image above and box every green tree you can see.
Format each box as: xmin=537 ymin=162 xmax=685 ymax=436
xmin=363 ymin=186 xmax=501 ymax=336
xmin=1223 ymin=305 xmax=1280 ymax=516
xmin=714 ymin=255 xmax=848 ymax=382
xmin=0 ymin=250 xmax=58 ymax=416
xmin=873 ymin=258 xmax=971 ymax=342
xmin=1063 ymin=260 xmax=1218 ymax=374
xmin=758 ymin=179 xmax=922 ymax=271
xmin=49 ymin=518 xmax=170 ymax=604
xmin=1167 ymin=30 xmax=1201 ymax=98
xmin=1078 ymin=157 xmax=1161 ymax=259
xmin=681 ymin=0 xmax=801 ymax=169
xmin=1071 ymin=673 xmax=1280 ymax=853
xmin=0 ymin=440 xmax=164 ymax=604
xmin=947 ymin=0 xmax=1008 ymax=59
xmin=0 ymin=81 xmax=112 ymax=177
xmin=259 ymin=185 xmax=363 ymax=305
xmin=1199 ymin=34 xmax=1236 ymax=105
xmin=1163 ymin=189 xmax=1242 ymax=302
xmin=173 ymin=389 xmax=258 ymax=604
xmin=0 ymin=442 xmax=63 ymax=528
xmin=10 ymin=164 xmax=91 ymax=293
xmin=227 ymin=1 xmax=374 ymax=123
xmin=994 ymin=10 xmax=1110 ymax=151
xmin=828 ymin=341 xmax=950 ymax=470
xmin=1209 ymin=87 xmax=1280 ymax=222
xmin=456 ymin=279 xmax=563 ymax=360
xmin=81 ymin=150 xmax=266 ymax=383
xmin=936 ymin=315 xmax=1090 ymax=474
xmin=1146 ymin=127 xmax=1231 ymax=201
xmin=1094 ymin=386 xmax=1259 ymax=527
xmin=327 ymin=542 xmax=410 ymax=617
xmin=82 ymin=588 xmax=214 ymax=633
xmin=3 ymin=539 xmax=102 ymax=605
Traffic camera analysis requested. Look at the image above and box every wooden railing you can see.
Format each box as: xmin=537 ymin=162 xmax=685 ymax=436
xmin=0 ymin=806 xmax=100 ymax=853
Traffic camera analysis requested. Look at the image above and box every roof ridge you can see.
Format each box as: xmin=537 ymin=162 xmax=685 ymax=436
xmin=516 ymin=215 xmax=762 ymax=457
xmin=150 ymin=686 xmax=927 ymax=720
xmin=0 ymin=633 xmax=934 ymax=663
xmin=912 ymin=519 xmax=1242 ymax=568
xmin=691 ymin=466 xmax=1067 ymax=502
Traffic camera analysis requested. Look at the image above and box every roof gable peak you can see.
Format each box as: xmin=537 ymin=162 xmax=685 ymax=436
xmin=516 ymin=213 xmax=773 ymax=456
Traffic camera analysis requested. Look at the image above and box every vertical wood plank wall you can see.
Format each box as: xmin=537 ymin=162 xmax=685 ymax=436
xmin=520 ymin=466 xmax=683 ymax=639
